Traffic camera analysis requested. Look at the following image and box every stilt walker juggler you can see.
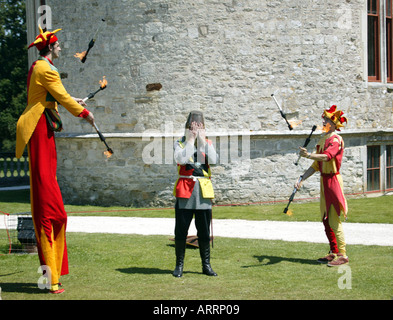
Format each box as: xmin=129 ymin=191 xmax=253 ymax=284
xmin=15 ymin=26 xmax=95 ymax=293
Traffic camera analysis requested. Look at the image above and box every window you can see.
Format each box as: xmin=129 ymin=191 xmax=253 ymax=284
xmin=367 ymin=146 xmax=380 ymax=191
xmin=366 ymin=145 xmax=393 ymax=192
xmin=387 ymin=1 xmax=393 ymax=81
xmin=387 ymin=145 xmax=393 ymax=189
xmin=367 ymin=0 xmax=393 ymax=82
xmin=368 ymin=0 xmax=380 ymax=81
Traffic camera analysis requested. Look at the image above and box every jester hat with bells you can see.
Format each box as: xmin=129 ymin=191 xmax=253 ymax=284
xmin=322 ymin=105 xmax=348 ymax=131
xmin=28 ymin=25 xmax=62 ymax=51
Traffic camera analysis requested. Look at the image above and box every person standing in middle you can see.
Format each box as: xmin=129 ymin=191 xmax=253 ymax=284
xmin=172 ymin=111 xmax=218 ymax=277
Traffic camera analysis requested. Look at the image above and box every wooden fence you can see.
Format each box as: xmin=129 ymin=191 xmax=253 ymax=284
xmin=0 ymin=152 xmax=29 ymax=187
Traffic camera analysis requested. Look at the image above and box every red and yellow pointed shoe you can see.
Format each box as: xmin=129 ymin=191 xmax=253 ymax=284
xmin=327 ymin=254 xmax=349 ymax=267
xmin=49 ymin=283 xmax=65 ymax=294
xmin=49 ymin=288 xmax=65 ymax=294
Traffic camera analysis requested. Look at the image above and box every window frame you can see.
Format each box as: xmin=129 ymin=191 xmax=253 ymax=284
xmin=386 ymin=144 xmax=393 ymax=190
xmin=366 ymin=145 xmax=381 ymax=191
xmin=386 ymin=0 xmax=393 ymax=82
xmin=365 ymin=144 xmax=393 ymax=193
xmin=368 ymin=0 xmax=381 ymax=82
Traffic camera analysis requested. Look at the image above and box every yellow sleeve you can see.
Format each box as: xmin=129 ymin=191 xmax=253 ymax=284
xmin=42 ymin=69 xmax=85 ymax=117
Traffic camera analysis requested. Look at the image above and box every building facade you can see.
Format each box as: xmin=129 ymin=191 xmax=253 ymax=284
xmin=26 ymin=0 xmax=393 ymax=207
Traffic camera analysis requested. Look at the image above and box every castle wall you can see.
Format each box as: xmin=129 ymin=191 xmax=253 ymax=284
xmin=31 ymin=0 xmax=393 ymax=207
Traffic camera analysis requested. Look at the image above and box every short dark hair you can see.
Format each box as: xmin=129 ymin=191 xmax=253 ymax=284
xmin=39 ymin=43 xmax=54 ymax=56
xmin=185 ymin=110 xmax=205 ymax=129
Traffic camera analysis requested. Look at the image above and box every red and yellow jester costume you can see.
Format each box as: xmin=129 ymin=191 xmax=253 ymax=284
xmin=16 ymin=27 xmax=91 ymax=293
xmin=298 ymin=105 xmax=349 ymax=266
xmin=311 ymin=131 xmax=347 ymax=253
xmin=312 ymin=105 xmax=348 ymax=265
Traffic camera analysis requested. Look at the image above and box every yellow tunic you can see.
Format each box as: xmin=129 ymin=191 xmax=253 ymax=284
xmin=16 ymin=57 xmax=85 ymax=158
xmin=311 ymin=132 xmax=347 ymax=220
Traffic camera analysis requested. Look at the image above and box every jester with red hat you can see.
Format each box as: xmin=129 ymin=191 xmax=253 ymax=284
xmin=295 ymin=105 xmax=349 ymax=267
xmin=16 ymin=26 xmax=95 ymax=293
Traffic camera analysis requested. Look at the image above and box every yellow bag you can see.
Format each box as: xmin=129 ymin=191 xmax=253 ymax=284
xmin=199 ymin=178 xmax=215 ymax=199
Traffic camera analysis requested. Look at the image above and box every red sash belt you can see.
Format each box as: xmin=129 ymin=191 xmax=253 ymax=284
xmin=321 ymin=172 xmax=339 ymax=177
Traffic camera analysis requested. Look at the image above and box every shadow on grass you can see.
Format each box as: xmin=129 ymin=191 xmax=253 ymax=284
xmin=0 ymin=189 xmax=30 ymax=203
xmin=116 ymin=267 xmax=172 ymax=275
xmin=0 ymin=282 xmax=43 ymax=294
xmin=116 ymin=266 xmax=201 ymax=276
xmin=241 ymin=255 xmax=320 ymax=268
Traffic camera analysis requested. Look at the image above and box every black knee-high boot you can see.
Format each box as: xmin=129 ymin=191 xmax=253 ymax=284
xmin=173 ymin=240 xmax=186 ymax=277
xmin=199 ymin=240 xmax=217 ymax=276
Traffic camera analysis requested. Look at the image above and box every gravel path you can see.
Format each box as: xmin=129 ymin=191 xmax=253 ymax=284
xmin=3 ymin=186 xmax=392 ymax=246
xmin=66 ymin=216 xmax=393 ymax=246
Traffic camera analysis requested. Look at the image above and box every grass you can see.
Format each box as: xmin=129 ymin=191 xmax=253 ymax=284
xmin=1 ymin=189 xmax=393 ymax=223
xmin=1 ymin=234 xmax=392 ymax=300
xmin=0 ymin=189 xmax=392 ymax=301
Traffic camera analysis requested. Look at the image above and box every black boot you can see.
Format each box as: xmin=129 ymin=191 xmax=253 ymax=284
xmin=199 ymin=240 xmax=217 ymax=276
xmin=173 ymin=240 xmax=186 ymax=277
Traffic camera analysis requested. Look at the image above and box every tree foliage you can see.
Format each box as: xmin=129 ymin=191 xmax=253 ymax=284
xmin=0 ymin=0 xmax=27 ymax=152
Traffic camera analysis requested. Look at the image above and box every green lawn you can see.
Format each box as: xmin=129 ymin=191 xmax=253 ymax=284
xmin=1 ymin=189 xmax=393 ymax=223
xmin=0 ymin=190 xmax=392 ymax=301
xmin=1 ymin=234 xmax=392 ymax=300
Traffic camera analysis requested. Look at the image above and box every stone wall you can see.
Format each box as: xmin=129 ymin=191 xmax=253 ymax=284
xmin=54 ymin=130 xmax=376 ymax=207
xmin=36 ymin=0 xmax=393 ymax=207
xmin=47 ymin=0 xmax=389 ymax=133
